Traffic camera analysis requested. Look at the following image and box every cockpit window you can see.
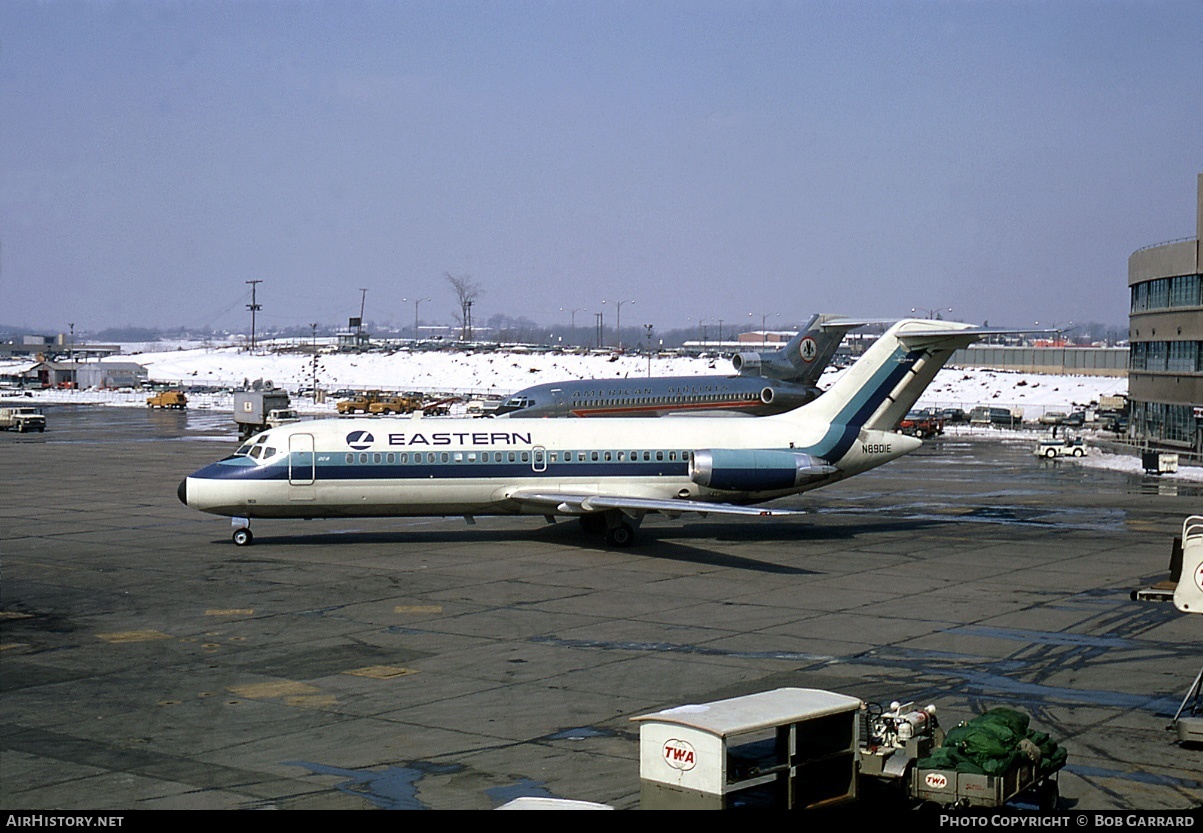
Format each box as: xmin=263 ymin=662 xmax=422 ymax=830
xmin=503 ymin=397 xmax=532 ymax=410
xmin=250 ymin=446 xmax=263 ymax=459
xmin=235 ymin=443 xmax=252 ymax=456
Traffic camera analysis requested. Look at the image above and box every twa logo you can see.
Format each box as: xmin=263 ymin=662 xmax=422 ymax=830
xmin=662 ymin=739 xmax=696 ymax=771
xmin=924 ymin=772 xmax=949 ymax=790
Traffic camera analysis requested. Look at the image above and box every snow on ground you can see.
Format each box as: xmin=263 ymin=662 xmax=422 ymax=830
xmin=2 ymin=344 xmax=1196 ymax=479
xmin=2 ymin=342 xmax=1128 ymax=417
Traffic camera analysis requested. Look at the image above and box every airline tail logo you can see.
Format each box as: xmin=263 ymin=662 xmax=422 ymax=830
xmin=799 ymin=337 xmax=818 ymax=363
xmin=345 ymin=431 xmax=375 ymax=451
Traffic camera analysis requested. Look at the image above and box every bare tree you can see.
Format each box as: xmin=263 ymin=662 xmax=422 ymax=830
xmin=446 ymin=272 xmax=481 ymax=341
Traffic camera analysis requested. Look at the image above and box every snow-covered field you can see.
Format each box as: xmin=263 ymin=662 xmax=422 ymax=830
xmin=3 ymin=341 xmax=1128 ymax=416
xmin=3 ymin=342 xmax=1199 ymax=482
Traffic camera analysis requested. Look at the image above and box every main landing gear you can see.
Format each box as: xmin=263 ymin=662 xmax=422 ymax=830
xmin=578 ymin=511 xmax=640 ymax=548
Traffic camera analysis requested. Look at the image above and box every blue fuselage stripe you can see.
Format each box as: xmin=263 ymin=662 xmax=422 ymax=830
xmin=192 ymin=460 xmax=693 ymax=482
xmin=804 ymin=346 xmax=921 ymax=461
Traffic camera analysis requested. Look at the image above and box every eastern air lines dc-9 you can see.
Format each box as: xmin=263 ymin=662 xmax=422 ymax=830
xmin=179 ymin=319 xmax=1002 ymax=548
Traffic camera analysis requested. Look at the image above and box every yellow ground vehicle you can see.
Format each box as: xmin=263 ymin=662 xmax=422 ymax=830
xmin=147 ymin=390 xmax=187 ymax=409
xmin=336 ymin=392 xmax=380 ymax=414
xmin=368 ymin=395 xmax=424 ymax=415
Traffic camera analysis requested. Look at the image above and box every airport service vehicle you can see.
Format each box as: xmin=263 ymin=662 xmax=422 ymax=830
xmin=0 ymin=406 xmax=46 ymax=433
xmin=465 ymin=398 xmax=502 ymax=417
xmin=146 ymin=390 xmax=187 ymax=409
xmin=634 ymin=688 xmax=1065 ymax=811
xmin=336 ymin=392 xmax=380 ymax=414
xmin=180 ymin=319 xmax=1020 ymax=548
xmin=897 ymin=408 xmax=943 ymax=439
xmin=266 ymin=409 xmax=300 ymax=428
xmin=234 ymin=390 xmax=292 ymax=439
xmin=1171 ymin=516 xmax=1203 ymax=744
xmin=367 ymin=394 xmax=424 ymax=415
xmin=1035 ymin=436 xmax=1087 ymax=458
xmin=493 ymin=313 xmax=863 ymax=419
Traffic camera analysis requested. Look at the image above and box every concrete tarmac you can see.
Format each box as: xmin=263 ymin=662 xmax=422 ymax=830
xmin=2 ymin=404 xmax=1201 ymax=811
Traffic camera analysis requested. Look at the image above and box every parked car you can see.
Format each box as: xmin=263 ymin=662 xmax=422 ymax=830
xmin=1038 ymin=411 xmax=1067 ymax=425
xmin=969 ymin=406 xmax=1019 ymax=427
xmin=1063 ymin=411 xmax=1086 ymax=427
xmin=940 ymin=408 xmax=967 ymax=423
xmin=898 ymin=410 xmax=944 ymax=439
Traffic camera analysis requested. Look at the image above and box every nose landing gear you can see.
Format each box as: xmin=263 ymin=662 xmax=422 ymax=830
xmin=231 ymin=518 xmax=253 ymax=546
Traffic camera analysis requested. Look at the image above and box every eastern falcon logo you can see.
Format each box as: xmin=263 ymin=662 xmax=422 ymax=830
xmin=345 ymin=430 xmax=375 ymax=451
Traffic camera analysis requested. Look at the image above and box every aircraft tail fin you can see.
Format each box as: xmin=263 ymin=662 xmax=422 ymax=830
xmin=732 ymin=313 xmax=859 ymax=385
xmin=792 ymin=319 xmax=983 ymax=433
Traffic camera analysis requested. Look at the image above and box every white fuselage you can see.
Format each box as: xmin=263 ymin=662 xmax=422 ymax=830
xmin=180 ymin=411 xmax=916 ymax=520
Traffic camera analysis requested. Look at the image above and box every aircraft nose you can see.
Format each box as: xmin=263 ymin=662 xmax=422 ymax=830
xmin=177 ymin=478 xmax=188 ymax=505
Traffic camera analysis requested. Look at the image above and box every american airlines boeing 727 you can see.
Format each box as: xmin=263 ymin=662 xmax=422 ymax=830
xmin=491 ymin=313 xmax=860 ymax=418
xmin=179 ymin=319 xmax=996 ymax=547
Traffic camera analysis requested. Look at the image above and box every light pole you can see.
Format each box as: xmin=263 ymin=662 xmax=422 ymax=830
xmin=404 ymin=297 xmax=430 ymax=338
xmin=1034 ymin=320 xmax=1074 ymax=346
xmin=604 ymin=299 xmax=634 ymax=349
xmin=561 ymin=307 xmax=587 ymax=347
xmin=749 ymin=312 xmax=779 ymax=348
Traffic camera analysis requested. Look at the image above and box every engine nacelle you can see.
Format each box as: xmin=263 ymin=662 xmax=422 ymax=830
xmin=731 ymin=352 xmax=762 ymax=374
xmin=690 ymin=449 xmax=835 ymax=492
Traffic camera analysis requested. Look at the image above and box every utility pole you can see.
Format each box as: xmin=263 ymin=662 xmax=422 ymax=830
xmin=595 ymin=312 xmax=604 ymax=349
xmin=246 ymin=280 xmax=262 ymax=351
xmin=310 ymin=323 xmax=319 ymax=402
xmin=644 ymin=324 xmax=653 ymax=377
xmin=358 ymin=288 xmax=369 ymax=340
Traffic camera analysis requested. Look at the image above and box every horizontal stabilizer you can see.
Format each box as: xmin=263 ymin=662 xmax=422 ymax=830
xmin=898 ymin=325 xmax=1059 ymax=342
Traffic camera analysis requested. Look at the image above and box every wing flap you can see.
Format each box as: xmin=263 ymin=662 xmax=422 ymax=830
xmin=508 ymin=490 xmax=803 ymax=518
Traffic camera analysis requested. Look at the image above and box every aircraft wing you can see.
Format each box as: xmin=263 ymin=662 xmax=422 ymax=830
xmin=507 ymin=490 xmax=804 ymax=520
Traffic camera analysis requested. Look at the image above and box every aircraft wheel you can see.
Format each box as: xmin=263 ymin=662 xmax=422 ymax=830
xmin=1045 ymin=448 xmax=1057 ymax=458
xmin=232 ymin=528 xmax=253 ymax=547
xmin=578 ymin=514 xmax=607 ymax=535
xmin=1073 ymin=448 xmax=1083 ymax=457
xmin=605 ymin=522 xmax=636 ymax=548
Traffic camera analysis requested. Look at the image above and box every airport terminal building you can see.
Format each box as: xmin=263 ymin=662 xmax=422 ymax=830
xmin=1127 ymin=173 xmax=1203 ymax=458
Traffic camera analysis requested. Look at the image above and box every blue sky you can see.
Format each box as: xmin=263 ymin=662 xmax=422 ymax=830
xmin=2 ymin=1 xmax=1200 ymax=335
